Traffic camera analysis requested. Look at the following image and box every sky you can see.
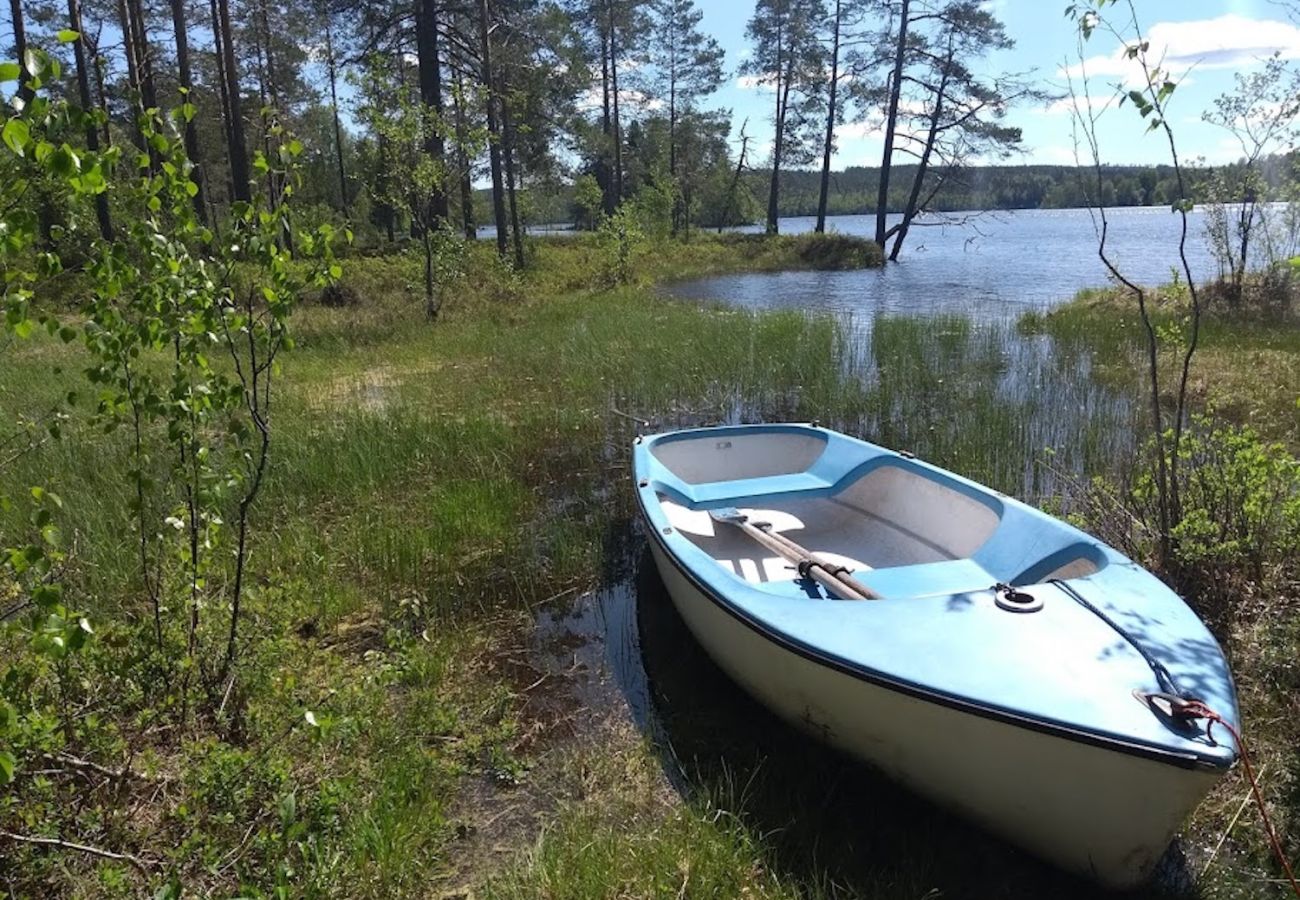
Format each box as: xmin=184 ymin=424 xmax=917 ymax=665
xmin=695 ymin=0 xmax=1300 ymax=169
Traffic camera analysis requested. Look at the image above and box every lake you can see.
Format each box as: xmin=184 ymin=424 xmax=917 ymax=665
xmin=665 ymin=207 xmax=1221 ymax=316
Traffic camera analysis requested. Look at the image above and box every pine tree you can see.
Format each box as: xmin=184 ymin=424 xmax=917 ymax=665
xmin=647 ymin=0 xmax=723 ymax=234
xmin=741 ymin=0 xmax=826 ymax=234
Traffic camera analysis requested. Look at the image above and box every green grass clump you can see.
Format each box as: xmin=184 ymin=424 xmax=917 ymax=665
xmin=486 ymin=800 xmax=802 ymax=900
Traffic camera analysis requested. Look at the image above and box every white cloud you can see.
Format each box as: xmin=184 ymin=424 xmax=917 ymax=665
xmin=1062 ymin=14 xmax=1300 ymax=84
xmin=1041 ymin=96 xmax=1077 ymax=116
xmin=839 ymin=120 xmax=879 ymax=140
xmin=1038 ymin=144 xmax=1083 ymax=165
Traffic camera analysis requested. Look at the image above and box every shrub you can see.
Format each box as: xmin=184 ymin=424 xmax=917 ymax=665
xmin=790 ymin=233 xmax=884 ymax=270
xmin=596 ymin=206 xmax=645 ymax=286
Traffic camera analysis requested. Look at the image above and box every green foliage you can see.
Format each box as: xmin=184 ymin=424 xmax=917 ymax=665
xmin=595 ymin=205 xmax=645 ymax=286
xmin=1135 ymin=418 xmax=1300 ymax=580
xmin=1 ymin=47 xmax=101 ymax=798
xmin=570 ymin=173 xmax=604 ymax=231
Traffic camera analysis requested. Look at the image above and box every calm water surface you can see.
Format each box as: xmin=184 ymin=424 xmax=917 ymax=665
xmin=667 ymin=207 xmax=1217 ymax=316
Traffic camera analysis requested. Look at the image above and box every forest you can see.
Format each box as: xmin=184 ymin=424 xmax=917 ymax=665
xmin=5 ymin=0 xmax=1247 ymax=260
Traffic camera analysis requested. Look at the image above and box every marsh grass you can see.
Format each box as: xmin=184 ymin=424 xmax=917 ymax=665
xmin=1 ymin=243 xmax=1295 ymax=897
xmin=1022 ymin=286 xmax=1300 ymax=447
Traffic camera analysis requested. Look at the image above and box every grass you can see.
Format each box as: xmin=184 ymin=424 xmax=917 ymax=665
xmin=1020 ymin=284 xmax=1300 ymax=448
xmin=1 ymin=235 xmax=1298 ymax=898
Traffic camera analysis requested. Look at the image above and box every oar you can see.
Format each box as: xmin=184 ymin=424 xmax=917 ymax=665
xmin=708 ymin=508 xmax=880 ymax=601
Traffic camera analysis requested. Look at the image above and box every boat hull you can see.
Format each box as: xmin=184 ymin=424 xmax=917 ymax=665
xmin=646 ymin=536 xmax=1221 ymax=888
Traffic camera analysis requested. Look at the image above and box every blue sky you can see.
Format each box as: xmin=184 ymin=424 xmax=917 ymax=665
xmin=694 ymin=1 xmax=1300 ymax=168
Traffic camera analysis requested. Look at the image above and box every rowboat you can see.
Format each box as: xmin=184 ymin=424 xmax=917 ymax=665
xmin=632 ymin=423 xmax=1239 ymax=888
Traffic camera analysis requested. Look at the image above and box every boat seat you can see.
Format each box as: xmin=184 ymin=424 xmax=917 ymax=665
xmin=855 ymin=558 xmax=997 ymax=600
xmin=661 ymin=472 xmax=835 ymax=508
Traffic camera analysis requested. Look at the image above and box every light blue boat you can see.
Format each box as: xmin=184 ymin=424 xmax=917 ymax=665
xmin=632 ymin=423 xmax=1238 ymax=887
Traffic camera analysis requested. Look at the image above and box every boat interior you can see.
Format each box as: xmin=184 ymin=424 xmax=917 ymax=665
xmin=649 ymin=429 xmax=1105 ymax=599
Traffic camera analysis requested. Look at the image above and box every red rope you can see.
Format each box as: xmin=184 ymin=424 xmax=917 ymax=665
xmin=1176 ymin=699 xmax=1300 ymax=898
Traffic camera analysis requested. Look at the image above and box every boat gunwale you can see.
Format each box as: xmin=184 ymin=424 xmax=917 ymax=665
xmin=634 ymin=475 xmax=1234 ymax=775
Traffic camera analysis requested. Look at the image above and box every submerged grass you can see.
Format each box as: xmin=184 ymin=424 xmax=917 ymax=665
xmin=2 ymin=237 xmax=1297 ymax=897
xmin=1021 ymin=285 xmax=1300 ymax=447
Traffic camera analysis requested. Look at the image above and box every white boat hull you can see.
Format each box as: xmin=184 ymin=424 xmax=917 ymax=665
xmin=647 ymin=538 xmax=1221 ymax=888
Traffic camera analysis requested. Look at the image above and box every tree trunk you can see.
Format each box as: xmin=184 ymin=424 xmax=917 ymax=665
xmin=501 ymin=93 xmax=526 ymax=268
xmin=116 ymin=0 xmax=147 ymax=149
xmin=477 ymin=0 xmax=509 ymax=259
xmin=208 ymin=0 xmax=234 ymax=202
xmin=889 ymin=48 xmax=950 ymax=261
xmin=68 ymin=0 xmax=114 ymax=240
xmin=720 ymin=121 xmax=749 ymax=234
xmin=10 ymin=0 xmax=33 ymax=103
xmin=91 ymin=47 xmax=113 ymax=149
xmin=599 ymin=22 xmax=614 ymax=215
xmin=452 ymin=69 xmax=475 ymax=239
xmin=669 ymin=75 xmax=680 ymax=235
xmin=126 ymin=0 xmax=157 ymax=113
xmin=607 ymin=0 xmax=624 ymax=205
xmin=415 ymin=0 xmax=449 ymax=225
xmin=324 ymin=16 xmax=348 ymax=210
xmin=816 ymin=0 xmax=841 ymax=233
xmin=876 ymin=0 xmax=909 ymax=249
xmin=251 ymin=16 xmax=275 ymax=199
xmin=423 ymin=230 xmax=438 ymax=319
xmin=767 ymin=35 xmax=792 ymax=236
xmin=169 ymin=0 xmax=208 ymax=224
xmin=216 ymin=0 xmax=251 ymax=202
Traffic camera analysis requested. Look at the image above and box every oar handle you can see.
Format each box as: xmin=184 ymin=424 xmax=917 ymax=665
xmin=730 ymin=518 xmax=874 ymax=601
xmin=753 ymin=522 xmax=881 ymax=600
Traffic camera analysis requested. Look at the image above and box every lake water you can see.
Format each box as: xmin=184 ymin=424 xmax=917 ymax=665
xmin=665 ymin=207 xmax=1220 ymax=316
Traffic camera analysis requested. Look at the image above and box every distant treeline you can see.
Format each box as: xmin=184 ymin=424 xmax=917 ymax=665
xmin=502 ymin=155 xmax=1300 ymax=226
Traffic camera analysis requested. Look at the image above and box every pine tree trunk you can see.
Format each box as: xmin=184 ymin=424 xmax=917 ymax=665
xmin=415 ymin=0 xmax=449 ymax=225
xmin=91 ymin=49 xmax=113 ymax=149
xmin=324 ymin=17 xmax=348 ymax=210
xmin=669 ymin=77 xmax=680 ymax=235
xmin=607 ymin=0 xmax=624 ymax=205
xmin=208 ymin=0 xmax=234 ymax=203
xmin=598 ymin=24 xmax=614 ymax=215
xmin=501 ymin=92 xmax=525 ymax=268
xmin=452 ymin=69 xmax=476 ymax=239
xmin=216 ymin=0 xmax=251 ymax=202
xmin=766 ymin=26 xmax=791 ymax=236
xmin=816 ymin=0 xmax=841 ymax=234
xmin=477 ymin=0 xmax=509 ymax=259
xmin=889 ymin=48 xmax=950 ymax=261
xmin=169 ymin=0 xmax=208 ymax=224
xmin=67 ymin=0 xmax=113 ymax=240
xmin=10 ymin=0 xmax=33 ymax=103
xmin=876 ymin=0 xmax=909 ymax=249
xmin=116 ymin=0 xmax=147 ymax=149
xmin=126 ymin=0 xmax=157 ymax=112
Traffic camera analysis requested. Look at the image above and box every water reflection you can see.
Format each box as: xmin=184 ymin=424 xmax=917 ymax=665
xmin=537 ymin=534 xmax=1194 ymax=898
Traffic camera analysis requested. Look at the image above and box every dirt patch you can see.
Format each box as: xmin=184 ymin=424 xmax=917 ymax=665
xmin=434 ymin=581 xmax=677 ymax=893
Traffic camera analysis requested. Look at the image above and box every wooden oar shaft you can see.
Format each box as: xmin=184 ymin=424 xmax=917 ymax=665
xmin=754 ymin=524 xmax=881 ymax=600
xmin=731 ymin=519 xmax=873 ymax=601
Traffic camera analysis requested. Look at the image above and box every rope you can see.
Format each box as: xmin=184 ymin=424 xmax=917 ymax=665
xmin=1046 ymin=580 xmax=1297 ymax=894
xmin=1151 ymin=695 xmax=1300 ymax=898
xmin=1049 ymin=579 xmax=1183 ymax=697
